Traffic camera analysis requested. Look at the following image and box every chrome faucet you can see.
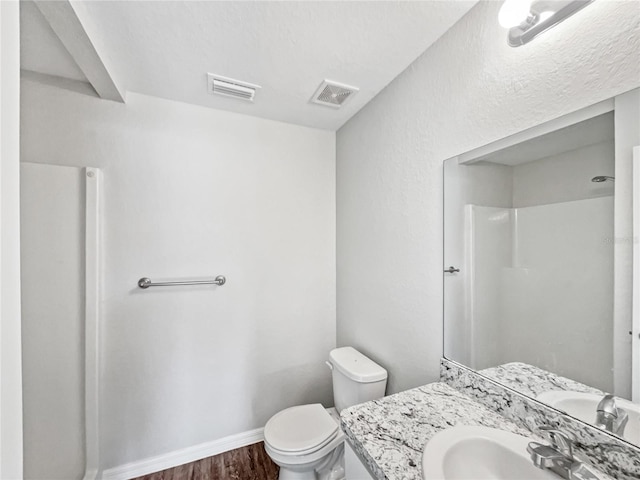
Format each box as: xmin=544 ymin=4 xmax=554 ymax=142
xmin=595 ymin=394 xmax=628 ymax=436
xmin=527 ymin=427 xmax=599 ymax=480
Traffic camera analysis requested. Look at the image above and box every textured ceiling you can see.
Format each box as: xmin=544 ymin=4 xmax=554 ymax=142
xmin=22 ymin=1 xmax=477 ymax=130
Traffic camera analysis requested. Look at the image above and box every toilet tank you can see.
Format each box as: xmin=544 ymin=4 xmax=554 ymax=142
xmin=328 ymin=347 xmax=387 ymax=413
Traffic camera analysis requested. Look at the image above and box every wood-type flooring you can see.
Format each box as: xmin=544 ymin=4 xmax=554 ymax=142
xmin=132 ymin=442 xmax=279 ymax=480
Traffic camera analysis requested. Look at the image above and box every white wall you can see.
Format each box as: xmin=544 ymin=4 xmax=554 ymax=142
xmin=21 ymin=163 xmax=85 ymax=479
xmin=337 ymin=0 xmax=640 ymax=394
xmin=512 ymin=140 xmax=615 ymax=207
xmin=20 ymin=78 xmax=336 ymax=471
xmin=0 ymin=1 xmax=24 ymax=477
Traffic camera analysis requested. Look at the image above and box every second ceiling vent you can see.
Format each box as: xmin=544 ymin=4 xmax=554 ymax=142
xmin=311 ymin=80 xmax=359 ymax=108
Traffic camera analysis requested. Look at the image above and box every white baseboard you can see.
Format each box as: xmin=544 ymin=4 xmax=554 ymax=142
xmin=100 ymin=428 xmax=264 ymax=480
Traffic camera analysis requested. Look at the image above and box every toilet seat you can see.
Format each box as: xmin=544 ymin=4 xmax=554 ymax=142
xmin=264 ymin=404 xmax=339 ymax=456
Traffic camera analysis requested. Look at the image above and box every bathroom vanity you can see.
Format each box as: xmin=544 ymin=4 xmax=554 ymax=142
xmin=340 ymin=362 xmax=638 ymax=480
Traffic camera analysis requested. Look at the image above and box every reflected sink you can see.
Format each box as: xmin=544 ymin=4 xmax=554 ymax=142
xmin=537 ymin=391 xmax=640 ymax=444
xmin=422 ymin=426 xmax=557 ymax=479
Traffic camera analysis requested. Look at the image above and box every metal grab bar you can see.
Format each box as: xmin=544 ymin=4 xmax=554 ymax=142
xmin=138 ymin=276 xmax=226 ymax=289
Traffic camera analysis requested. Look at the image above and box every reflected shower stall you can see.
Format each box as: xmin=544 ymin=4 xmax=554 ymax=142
xmin=465 ymin=197 xmax=614 ymax=391
xmin=443 ymin=110 xmax=619 ymax=394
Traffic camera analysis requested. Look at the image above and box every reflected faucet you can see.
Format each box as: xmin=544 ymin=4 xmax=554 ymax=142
xmin=527 ymin=427 xmax=598 ymax=480
xmin=595 ymin=394 xmax=629 ymax=436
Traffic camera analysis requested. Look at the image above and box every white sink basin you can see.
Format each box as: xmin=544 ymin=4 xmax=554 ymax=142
xmin=536 ymin=391 xmax=640 ymax=444
xmin=422 ymin=426 xmax=557 ymax=480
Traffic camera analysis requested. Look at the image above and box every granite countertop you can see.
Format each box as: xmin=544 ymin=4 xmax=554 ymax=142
xmin=340 ymin=382 xmax=531 ymax=480
xmin=479 ymin=362 xmax=604 ymax=398
xmin=340 ymin=382 xmax=612 ymax=480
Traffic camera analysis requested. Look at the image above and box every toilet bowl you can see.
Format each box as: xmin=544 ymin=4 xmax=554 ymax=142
xmin=263 ymin=347 xmax=387 ymax=480
xmin=264 ymin=404 xmax=345 ymax=480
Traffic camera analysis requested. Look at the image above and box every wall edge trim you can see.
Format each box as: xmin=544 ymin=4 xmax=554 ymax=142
xmin=99 ymin=428 xmax=265 ymax=480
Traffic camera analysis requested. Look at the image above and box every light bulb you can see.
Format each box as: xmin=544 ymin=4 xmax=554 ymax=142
xmin=498 ymin=0 xmax=532 ymax=28
xmin=538 ymin=10 xmax=554 ymax=23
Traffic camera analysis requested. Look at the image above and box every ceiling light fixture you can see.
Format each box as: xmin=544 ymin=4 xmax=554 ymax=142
xmin=499 ymin=0 xmax=532 ymax=28
xmin=498 ymin=0 xmax=594 ymax=47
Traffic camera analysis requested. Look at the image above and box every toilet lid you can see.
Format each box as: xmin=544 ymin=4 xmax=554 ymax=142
xmin=264 ymin=404 xmax=339 ymax=454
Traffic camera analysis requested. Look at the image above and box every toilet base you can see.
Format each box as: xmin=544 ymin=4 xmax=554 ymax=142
xmin=276 ymin=443 xmax=344 ymax=480
xmin=278 ymin=469 xmax=316 ymax=480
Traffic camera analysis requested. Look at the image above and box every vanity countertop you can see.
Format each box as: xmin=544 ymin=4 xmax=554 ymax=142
xmin=479 ymin=362 xmax=604 ymax=398
xmin=340 ymin=382 xmax=612 ymax=480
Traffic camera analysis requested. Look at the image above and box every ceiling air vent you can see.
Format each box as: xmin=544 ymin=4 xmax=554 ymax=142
xmin=207 ymin=73 xmax=261 ymax=102
xmin=311 ymin=80 xmax=359 ymax=108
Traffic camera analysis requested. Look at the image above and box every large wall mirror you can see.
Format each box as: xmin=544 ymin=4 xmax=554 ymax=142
xmin=443 ymin=89 xmax=640 ymax=447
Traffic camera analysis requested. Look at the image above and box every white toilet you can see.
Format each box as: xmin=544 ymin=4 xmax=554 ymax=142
xmin=264 ymin=347 xmax=387 ymax=480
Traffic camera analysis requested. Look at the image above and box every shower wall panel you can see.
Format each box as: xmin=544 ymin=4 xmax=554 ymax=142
xmin=466 ymin=197 xmax=614 ymax=391
xmin=464 ymin=205 xmax=512 ymax=369
xmin=502 ymin=197 xmax=614 ymax=391
xmin=21 ymin=162 xmax=85 ymax=480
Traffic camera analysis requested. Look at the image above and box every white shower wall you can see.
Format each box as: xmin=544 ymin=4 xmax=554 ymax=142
xmin=466 ymin=197 xmax=614 ymax=391
xmin=464 ymin=205 xmax=512 ymax=369
xmin=21 ymin=163 xmax=86 ymax=479
xmin=442 ymin=161 xmax=513 ymax=370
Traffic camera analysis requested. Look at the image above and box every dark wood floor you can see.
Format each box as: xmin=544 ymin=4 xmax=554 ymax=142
xmin=132 ymin=442 xmax=279 ymax=480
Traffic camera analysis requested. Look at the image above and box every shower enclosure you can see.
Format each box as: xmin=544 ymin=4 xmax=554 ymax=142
xmin=464 ymin=197 xmax=614 ymax=391
xmin=21 ymin=163 xmax=100 ymax=480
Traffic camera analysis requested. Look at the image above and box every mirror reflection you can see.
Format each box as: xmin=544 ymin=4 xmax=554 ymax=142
xmin=444 ymin=108 xmax=640 ymax=445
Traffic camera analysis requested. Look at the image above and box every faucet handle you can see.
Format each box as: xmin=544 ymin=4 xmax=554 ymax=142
xmin=614 ymin=408 xmax=629 ymax=435
xmin=597 ymin=394 xmax=618 ymax=416
xmin=538 ymin=426 xmax=574 ymax=459
xmin=595 ymin=394 xmax=629 ymax=435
